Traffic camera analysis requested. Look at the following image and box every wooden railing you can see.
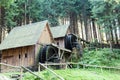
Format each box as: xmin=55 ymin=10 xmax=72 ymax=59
xmin=38 ymin=62 xmax=120 ymax=71
xmin=21 ymin=66 xmax=44 ymax=80
xmin=39 ymin=63 xmax=65 ymax=80
xmin=0 ymin=63 xmax=44 ymax=80
xmin=1 ymin=62 xmax=120 ymax=80
xmin=0 ymin=63 xmax=21 ymax=69
xmin=0 ymin=63 xmax=22 ymax=80
xmin=69 ymin=62 xmax=120 ymax=70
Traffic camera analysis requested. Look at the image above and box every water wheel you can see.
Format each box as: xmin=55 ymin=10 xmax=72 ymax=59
xmin=39 ymin=45 xmax=59 ymax=63
xmin=64 ymin=34 xmax=77 ymax=50
xmin=64 ymin=34 xmax=82 ymax=57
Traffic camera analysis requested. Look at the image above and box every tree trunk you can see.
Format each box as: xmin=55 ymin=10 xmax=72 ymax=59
xmin=69 ymin=12 xmax=79 ymax=35
xmin=117 ymin=18 xmax=120 ymax=44
xmin=0 ymin=7 xmax=1 ymax=43
xmin=109 ymin=32 xmax=113 ymax=51
xmin=113 ymin=19 xmax=119 ymax=46
xmin=92 ymin=19 xmax=97 ymax=41
xmin=79 ymin=16 xmax=85 ymax=47
xmin=83 ymin=20 xmax=88 ymax=41
xmin=108 ymin=26 xmax=113 ymax=51
xmin=87 ymin=19 xmax=92 ymax=41
xmin=98 ymin=25 xmax=102 ymax=43
xmin=24 ymin=0 xmax=27 ymax=25
xmin=114 ymin=28 xmax=119 ymax=45
xmin=110 ymin=26 xmax=114 ymax=45
xmin=79 ymin=15 xmax=84 ymax=39
xmin=0 ymin=6 xmax=5 ymax=43
xmin=82 ymin=10 xmax=88 ymax=41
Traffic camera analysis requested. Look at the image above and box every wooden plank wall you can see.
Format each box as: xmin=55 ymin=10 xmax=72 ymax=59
xmin=39 ymin=25 xmax=53 ymax=44
xmin=1 ymin=46 xmax=35 ymax=69
xmin=54 ymin=38 xmax=65 ymax=48
xmin=54 ymin=28 xmax=70 ymax=48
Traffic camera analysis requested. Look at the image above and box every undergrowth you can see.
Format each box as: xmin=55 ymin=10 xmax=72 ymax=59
xmin=80 ymin=48 xmax=120 ymax=66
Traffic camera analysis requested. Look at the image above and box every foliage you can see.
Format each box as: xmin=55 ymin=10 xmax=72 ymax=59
xmin=0 ymin=0 xmax=120 ymax=43
xmin=1 ymin=0 xmax=91 ymax=33
xmin=4 ymin=2 xmax=18 ymax=30
xmin=0 ymin=0 xmax=14 ymax=7
xmin=81 ymin=48 xmax=120 ymax=66
xmin=22 ymin=68 xmax=120 ymax=80
xmin=91 ymin=0 xmax=120 ymax=31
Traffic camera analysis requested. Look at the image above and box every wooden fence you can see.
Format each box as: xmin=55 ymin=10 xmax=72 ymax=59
xmin=21 ymin=66 xmax=43 ymax=80
xmin=39 ymin=63 xmax=64 ymax=80
xmin=38 ymin=62 xmax=120 ymax=71
xmin=0 ymin=63 xmax=44 ymax=80
xmin=0 ymin=63 xmax=22 ymax=80
xmin=0 ymin=62 xmax=120 ymax=80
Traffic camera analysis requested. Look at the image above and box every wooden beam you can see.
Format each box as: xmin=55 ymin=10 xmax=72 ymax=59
xmin=43 ymin=63 xmax=67 ymax=66
xmin=60 ymin=51 xmax=64 ymax=59
xmin=51 ymin=43 xmax=71 ymax=53
xmin=39 ymin=63 xmax=64 ymax=80
xmin=40 ymin=62 xmax=120 ymax=70
xmin=0 ymin=63 xmax=20 ymax=69
xmin=21 ymin=66 xmax=44 ymax=80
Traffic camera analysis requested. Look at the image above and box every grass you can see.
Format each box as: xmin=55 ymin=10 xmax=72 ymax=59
xmin=22 ymin=68 xmax=120 ymax=80
xmin=0 ymin=67 xmax=120 ymax=80
xmin=55 ymin=68 xmax=120 ymax=80
xmin=81 ymin=48 xmax=120 ymax=66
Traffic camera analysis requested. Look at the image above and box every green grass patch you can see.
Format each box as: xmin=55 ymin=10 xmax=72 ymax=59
xmin=54 ymin=69 xmax=120 ymax=80
xmin=80 ymin=48 xmax=120 ymax=66
xmin=21 ymin=68 xmax=120 ymax=80
xmin=1 ymin=68 xmax=120 ymax=80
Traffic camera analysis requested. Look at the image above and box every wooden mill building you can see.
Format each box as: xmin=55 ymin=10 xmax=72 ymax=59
xmin=50 ymin=24 xmax=70 ymax=48
xmin=0 ymin=20 xmax=54 ymax=68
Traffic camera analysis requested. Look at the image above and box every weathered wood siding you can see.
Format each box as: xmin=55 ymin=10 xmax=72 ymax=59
xmin=54 ymin=28 xmax=70 ymax=48
xmin=39 ymin=24 xmax=53 ymax=44
xmin=35 ymin=24 xmax=54 ymax=64
xmin=1 ymin=46 xmax=35 ymax=68
xmin=55 ymin=38 xmax=65 ymax=48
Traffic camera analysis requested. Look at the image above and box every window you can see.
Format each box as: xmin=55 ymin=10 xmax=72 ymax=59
xmin=25 ymin=53 xmax=27 ymax=58
xmin=57 ymin=42 xmax=59 ymax=46
xmin=19 ymin=54 xmax=21 ymax=59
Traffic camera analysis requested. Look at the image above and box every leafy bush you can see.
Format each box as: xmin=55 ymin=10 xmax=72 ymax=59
xmin=80 ymin=48 xmax=120 ymax=66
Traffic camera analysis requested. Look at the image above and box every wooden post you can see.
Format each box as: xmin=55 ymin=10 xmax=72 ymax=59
xmin=77 ymin=64 xmax=79 ymax=69
xmin=100 ymin=67 xmax=103 ymax=73
xmin=109 ymin=68 xmax=110 ymax=72
xmin=95 ymin=65 xmax=97 ymax=70
xmin=21 ymin=66 xmax=43 ymax=80
xmin=83 ymin=65 xmax=85 ymax=69
xmin=20 ymin=67 xmax=23 ymax=80
xmin=65 ymin=63 xmax=67 ymax=69
xmin=45 ymin=62 xmax=47 ymax=68
xmin=38 ymin=63 xmax=40 ymax=72
xmin=39 ymin=63 xmax=64 ymax=80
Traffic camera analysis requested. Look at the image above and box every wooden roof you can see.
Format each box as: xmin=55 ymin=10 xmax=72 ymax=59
xmin=50 ymin=24 xmax=70 ymax=38
xmin=0 ymin=20 xmax=49 ymax=50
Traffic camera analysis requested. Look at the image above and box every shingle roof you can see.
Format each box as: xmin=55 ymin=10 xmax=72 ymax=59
xmin=0 ymin=20 xmax=48 ymax=50
xmin=50 ymin=24 xmax=70 ymax=38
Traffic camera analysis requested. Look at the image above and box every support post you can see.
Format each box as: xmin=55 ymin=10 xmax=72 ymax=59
xmin=100 ymin=67 xmax=103 ymax=73
xmin=20 ymin=67 xmax=23 ymax=80
xmin=38 ymin=63 xmax=40 ymax=72
xmin=65 ymin=63 xmax=67 ymax=69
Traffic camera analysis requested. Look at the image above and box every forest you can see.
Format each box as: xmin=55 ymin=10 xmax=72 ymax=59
xmin=0 ymin=0 xmax=120 ymax=48
xmin=0 ymin=0 xmax=120 ymax=80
